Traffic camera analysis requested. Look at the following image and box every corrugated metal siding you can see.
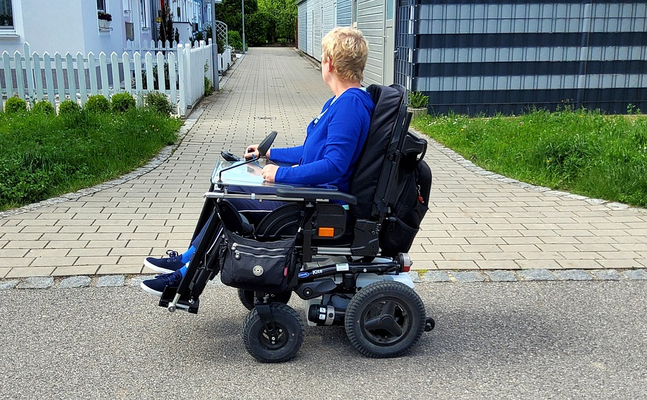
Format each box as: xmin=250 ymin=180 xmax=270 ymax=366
xmin=322 ymin=2 xmax=335 ymax=41
xmin=337 ymin=0 xmax=352 ymax=27
xmin=357 ymin=0 xmax=385 ymax=85
xmin=298 ymin=0 xmax=337 ymax=61
xmin=311 ymin=0 xmax=323 ymax=61
xmin=408 ymin=0 xmax=647 ymax=115
xmin=305 ymin=0 xmax=315 ymax=56
xmin=298 ymin=2 xmax=308 ymax=52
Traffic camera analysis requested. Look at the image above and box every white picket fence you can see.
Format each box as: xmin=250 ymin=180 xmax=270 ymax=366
xmin=125 ymin=40 xmax=232 ymax=73
xmin=0 ymin=40 xmax=220 ymax=116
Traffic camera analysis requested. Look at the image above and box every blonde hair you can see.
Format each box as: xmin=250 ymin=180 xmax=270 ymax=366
xmin=321 ymin=27 xmax=369 ymax=83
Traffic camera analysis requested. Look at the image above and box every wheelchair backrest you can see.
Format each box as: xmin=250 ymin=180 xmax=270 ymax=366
xmin=349 ymin=84 xmax=427 ymax=222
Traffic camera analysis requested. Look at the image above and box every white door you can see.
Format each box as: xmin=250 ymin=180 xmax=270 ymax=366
xmin=383 ymin=0 xmax=395 ymax=85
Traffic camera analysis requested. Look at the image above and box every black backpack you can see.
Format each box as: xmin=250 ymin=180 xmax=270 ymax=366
xmin=379 ymin=155 xmax=432 ymax=256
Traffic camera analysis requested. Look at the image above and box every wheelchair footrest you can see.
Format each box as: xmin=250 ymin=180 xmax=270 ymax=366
xmin=158 ymin=286 xmax=200 ymax=314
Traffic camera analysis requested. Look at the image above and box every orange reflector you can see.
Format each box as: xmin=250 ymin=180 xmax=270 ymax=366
xmin=318 ymin=227 xmax=335 ymax=237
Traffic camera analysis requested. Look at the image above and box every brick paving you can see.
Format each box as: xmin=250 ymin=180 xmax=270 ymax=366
xmin=1 ymin=47 xmax=646 ymax=280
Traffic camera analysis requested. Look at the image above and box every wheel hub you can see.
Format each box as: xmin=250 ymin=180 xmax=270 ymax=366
xmin=261 ymin=326 xmax=286 ymax=349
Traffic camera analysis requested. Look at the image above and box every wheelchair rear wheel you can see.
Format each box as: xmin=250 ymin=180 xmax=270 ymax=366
xmin=237 ymin=289 xmax=292 ymax=310
xmin=345 ymin=281 xmax=426 ymax=358
xmin=242 ymin=303 xmax=305 ymax=363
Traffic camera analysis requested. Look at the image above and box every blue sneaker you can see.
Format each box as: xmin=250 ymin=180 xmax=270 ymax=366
xmin=144 ymin=250 xmax=185 ymax=274
xmin=140 ymin=270 xmax=183 ymax=297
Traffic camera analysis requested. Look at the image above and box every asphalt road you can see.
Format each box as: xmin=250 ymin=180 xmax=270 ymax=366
xmin=1 ymin=281 xmax=646 ymax=399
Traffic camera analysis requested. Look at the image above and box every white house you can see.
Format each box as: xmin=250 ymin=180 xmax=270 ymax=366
xmin=0 ymin=0 xmax=206 ymax=56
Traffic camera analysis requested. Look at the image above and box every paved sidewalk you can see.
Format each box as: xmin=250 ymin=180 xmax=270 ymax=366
xmin=1 ymin=47 xmax=646 ymax=279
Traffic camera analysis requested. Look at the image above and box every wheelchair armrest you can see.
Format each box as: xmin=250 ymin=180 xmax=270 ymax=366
xmin=275 ymin=187 xmax=357 ymax=205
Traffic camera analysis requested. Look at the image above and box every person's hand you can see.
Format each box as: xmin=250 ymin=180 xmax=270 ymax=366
xmin=244 ymin=144 xmax=259 ymax=159
xmin=262 ymin=164 xmax=279 ymax=183
xmin=244 ymin=144 xmax=271 ymax=159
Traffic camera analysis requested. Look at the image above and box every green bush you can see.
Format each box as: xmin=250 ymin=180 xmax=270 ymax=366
xmin=111 ymin=93 xmax=136 ymax=113
xmin=204 ymin=62 xmax=213 ymax=96
xmin=85 ymin=95 xmax=111 ymax=113
xmin=31 ymin=100 xmax=55 ymax=116
xmin=144 ymin=92 xmax=174 ymax=115
xmin=4 ymin=97 xmax=27 ymax=114
xmin=408 ymin=91 xmax=429 ymax=108
xmin=204 ymin=77 xmax=213 ymax=96
xmin=58 ymin=100 xmax=81 ymax=115
xmin=228 ymin=30 xmax=243 ymax=51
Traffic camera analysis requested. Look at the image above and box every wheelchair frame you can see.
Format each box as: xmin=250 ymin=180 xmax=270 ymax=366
xmin=157 ymin=84 xmax=435 ymax=362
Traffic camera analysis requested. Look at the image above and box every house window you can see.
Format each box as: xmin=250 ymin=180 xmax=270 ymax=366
xmin=139 ymin=0 xmax=149 ymax=29
xmin=0 ymin=0 xmax=14 ymax=29
xmin=97 ymin=0 xmax=107 ymax=12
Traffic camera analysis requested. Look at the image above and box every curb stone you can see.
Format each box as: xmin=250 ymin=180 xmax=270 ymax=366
xmin=408 ymin=271 xmax=422 ymax=283
xmin=622 ymin=269 xmax=647 ymax=280
xmin=97 ymin=275 xmax=126 ymax=287
xmin=590 ymin=269 xmax=621 ymax=281
xmin=517 ymin=269 xmax=556 ymax=281
xmin=0 ymin=280 xmax=19 ymax=290
xmin=58 ymin=276 xmax=92 ymax=289
xmin=485 ymin=270 xmax=517 ymax=282
xmin=16 ymin=277 xmax=54 ymax=289
xmin=422 ymin=271 xmax=451 ymax=282
xmin=450 ymin=271 xmax=487 ymax=283
xmin=552 ymin=269 xmax=595 ymax=281
xmin=2 ymin=269 xmax=647 ymax=290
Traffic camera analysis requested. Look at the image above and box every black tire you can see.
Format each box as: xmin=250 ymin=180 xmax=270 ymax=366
xmin=345 ymin=281 xmax=426 ymax=358
xmin=237 ymin=289 xmax=292 ymax=310
xmin=242 ymin=303 xmax=305 ymax=363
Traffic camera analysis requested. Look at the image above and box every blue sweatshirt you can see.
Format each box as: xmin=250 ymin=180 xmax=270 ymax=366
xmin=269 ymin=88 xmax=374 ymax=193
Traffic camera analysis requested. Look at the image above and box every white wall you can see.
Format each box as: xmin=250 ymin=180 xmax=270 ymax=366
xmin=357 ymin=0 xmax=385 ymax=86
xmin=0 ymin=0 xmax=129 ymax=56
xmin=304 ymin=0 xmax=337 ymax=62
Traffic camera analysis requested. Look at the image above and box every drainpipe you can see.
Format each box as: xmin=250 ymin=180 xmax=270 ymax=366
xmin=212 ymin=0 xmax=219 ymax=91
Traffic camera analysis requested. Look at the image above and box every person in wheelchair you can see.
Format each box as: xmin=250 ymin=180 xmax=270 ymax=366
xmin=140 ymin=26 xmax=375 ymax=296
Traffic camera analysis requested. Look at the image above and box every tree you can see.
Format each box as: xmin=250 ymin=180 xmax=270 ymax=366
xmin=257 ymin=0 xmax=297 ymax=43
xmin=158 ymin=5 xmax=175 ymax=44
xmin=215 ymin=0 xmax=296 ymax=46
xmin=214 ymin=0 xmax=258 ymax=34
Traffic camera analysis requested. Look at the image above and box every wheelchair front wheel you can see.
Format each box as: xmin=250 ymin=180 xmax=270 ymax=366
xmin=242 ymin=303 xmax=304 ymax=363
xmin=345 ymin=281 xmax=426 ymax=358
xmin=237 ymin=289 xmax=292 ymax=310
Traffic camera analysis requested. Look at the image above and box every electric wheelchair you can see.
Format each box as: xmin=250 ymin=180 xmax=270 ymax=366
xmin=157 ymin=84 xmax=435 ymax=362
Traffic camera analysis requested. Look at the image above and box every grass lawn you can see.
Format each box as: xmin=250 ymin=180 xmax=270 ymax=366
xmin=412 ymin=108 xmax=647 ymax=208
xmin=0 ymin=108 xmax=182 ymax=211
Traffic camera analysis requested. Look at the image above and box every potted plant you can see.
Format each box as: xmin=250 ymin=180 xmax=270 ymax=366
xmin=408 ymin=91 xmax=429 ymax=118
xmin=98 ymin=11 xmax=112 ymax=29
